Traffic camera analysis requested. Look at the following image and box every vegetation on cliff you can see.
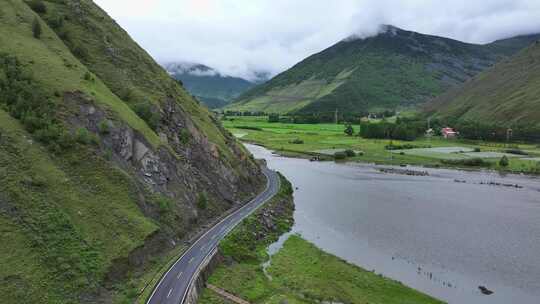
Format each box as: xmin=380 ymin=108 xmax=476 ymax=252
xmin=0 ymin=1 xmax=264 ymax=303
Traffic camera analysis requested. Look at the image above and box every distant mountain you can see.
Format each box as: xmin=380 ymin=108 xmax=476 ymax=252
xmin=163 ymin=62 xmax=260 ymax=109
xmin=427 ymin=40 xmax=540 ymax=127
xmin=227 ymin=25 xmax=540 ymax=115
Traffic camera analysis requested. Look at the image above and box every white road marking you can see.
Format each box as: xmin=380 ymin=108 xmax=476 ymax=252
xmin=167 ymin=288 xmax=173 ymax=298
xmin=211 ymin=234 xmax=216 ymax=240
xmin=177 ymin=271 xmax=183 ymax=279
xmin=188 ymin=257 xmax=195 ymax=264
xmin=200 ymin=245 xmax=206 ymax=252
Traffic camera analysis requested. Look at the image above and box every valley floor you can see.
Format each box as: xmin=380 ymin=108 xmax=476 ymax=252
xmin=223 ymin=116 xmax=540 ymax=174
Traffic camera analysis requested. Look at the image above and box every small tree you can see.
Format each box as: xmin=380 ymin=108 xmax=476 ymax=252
xmin=98 ymin=121 xmax=110 ymax=135
xmin=499 ymin=155 xmax=509 ymax=167
xmin=76 ymin=127 xmax=91 ymax=144
xmin=197 ymin=192 xmax=208 ymax=210
xmin=344 ymin=124 xmax=354 ymax=136
xmin=32 ymin=17 xmax=42 ymax=39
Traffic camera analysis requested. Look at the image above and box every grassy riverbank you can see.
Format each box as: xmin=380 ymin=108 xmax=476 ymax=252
xmin=198 ymin=175 xmax=443 ymax=304
xmin=223 ymin=116 xmax=540 ymax=174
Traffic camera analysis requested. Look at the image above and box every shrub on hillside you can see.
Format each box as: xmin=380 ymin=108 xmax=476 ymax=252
xmin=289 ymin=138 xmax=304 ymax=144
xmin=72 ymin=44 xmax=90 ymax=61
xmin=133 ymin=101 xmax=160 ymax=131
xmin=32 ymin=17 xmax=42 ymax=39
xmin=46 ymin=13 xmax=64 ymax=29
xmin=28 ymin=0 xmax=47 ymax=14
xmin=0 ymin=54 xmax=75 ymax=150
xmin=197 ymin=192 xmax=208 ymax=210
xmin=98 ymin=121 xmax=110 ymax=135
xmin=179 ymin=129 xmax=191 ymax=144
xmin=345 ymin=149 xmax=356 ymax=157
xmin=76 ymin=127 xmax=91 ymax=144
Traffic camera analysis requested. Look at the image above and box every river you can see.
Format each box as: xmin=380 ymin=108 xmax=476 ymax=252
xmin=246 ymin=144 xmax=540 ymax=304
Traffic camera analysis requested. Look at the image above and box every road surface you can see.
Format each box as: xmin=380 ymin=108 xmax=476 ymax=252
xmin=146 ymin=167 xmax=280 ymax=304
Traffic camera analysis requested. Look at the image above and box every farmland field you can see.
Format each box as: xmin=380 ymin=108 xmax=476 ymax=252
xmin=223 ymin=116 xmax=540 ymax=174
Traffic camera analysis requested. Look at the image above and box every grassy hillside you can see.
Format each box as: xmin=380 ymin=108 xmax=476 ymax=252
xmin=428 ymin=41 xmax=540 ymax=127
xmin=0 ymin=1 xmax=264 ymax=303
xmin=227 ymin=25 xmax=539 ymax=116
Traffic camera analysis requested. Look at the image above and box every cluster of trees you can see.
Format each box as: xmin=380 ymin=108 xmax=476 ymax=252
xmin=28 ymin=0 xmax=92 ymax=63
xmin=268 ymin=113 xmax=280 ymax=123
xmin=452 ymin=120 xmax=540 ymax=142
xmin=427 ymin=118 xmax=540 ymax=143
xmin=224 ymin=110 xmax=266 ymax=117
xmin=359 ymin=118 xmax=425 ymax=141
xmin=0 ymin=54 xmax=92 ymax=152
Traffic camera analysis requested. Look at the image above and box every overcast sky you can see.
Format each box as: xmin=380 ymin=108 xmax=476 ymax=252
xmin=94 ymin=0 xmax=540 ymax=80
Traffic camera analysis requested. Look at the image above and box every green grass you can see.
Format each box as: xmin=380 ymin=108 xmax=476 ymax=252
xmin=0 ymin=0 xmax=161 ymax=147
xmin=224 ymin=116 xmax=540 ymax=174
xmin=0 ymin=109 xmax=158 ymax=303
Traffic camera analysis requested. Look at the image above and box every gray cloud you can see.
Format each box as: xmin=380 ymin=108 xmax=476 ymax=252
xmin=94 ymin=0 xmax=540 ymax=80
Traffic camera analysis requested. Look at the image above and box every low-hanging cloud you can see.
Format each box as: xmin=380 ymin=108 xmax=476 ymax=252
xmin=94 ymin=0 xmax=540 ymax=81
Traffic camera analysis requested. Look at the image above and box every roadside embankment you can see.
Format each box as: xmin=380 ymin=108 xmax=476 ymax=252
xmin=181 ymin=173 xmax=295 ymax=304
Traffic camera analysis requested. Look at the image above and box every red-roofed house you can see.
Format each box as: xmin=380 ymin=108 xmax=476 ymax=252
xmin=442 ymin=127 xmax=458 ymax=139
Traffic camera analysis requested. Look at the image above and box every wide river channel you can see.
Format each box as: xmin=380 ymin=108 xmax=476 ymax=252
xmin=245 ymin=144 xmax=540 ymax=304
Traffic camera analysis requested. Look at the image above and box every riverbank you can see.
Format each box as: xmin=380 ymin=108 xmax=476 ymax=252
xmin=198 ymin=174 xmax=443 ymax=304
xmin=244 ymin=143 xmax=540 ymax=303
xmin=223 ymin=116 xmax=540 ymax=175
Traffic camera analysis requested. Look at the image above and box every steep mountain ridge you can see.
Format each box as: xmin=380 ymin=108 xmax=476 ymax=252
xmin=427 ymin=40 xmax=540 ymax=128
xmin=227 ymin=25 xmax=540 ymax=115
xmin=0 ymin=1 xmax=263 ymax=303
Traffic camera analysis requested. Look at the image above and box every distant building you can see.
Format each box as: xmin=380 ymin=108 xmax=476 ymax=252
xmin=442 ymin=127 xmax=458 ymax=139
xmin=425 ymin=128 xmax=435 ymax=137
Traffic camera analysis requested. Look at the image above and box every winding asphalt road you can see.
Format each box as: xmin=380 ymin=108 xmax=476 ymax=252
xmin=146 ymin=167 xmax=280 ymax=304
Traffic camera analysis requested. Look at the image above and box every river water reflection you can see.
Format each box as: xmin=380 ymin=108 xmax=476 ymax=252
xmin=246 ymin=144 xmax=540 ymax=304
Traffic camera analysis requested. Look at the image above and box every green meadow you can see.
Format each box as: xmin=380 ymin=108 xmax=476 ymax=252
xmin=223 ymin=116 xmax=540 ymax=174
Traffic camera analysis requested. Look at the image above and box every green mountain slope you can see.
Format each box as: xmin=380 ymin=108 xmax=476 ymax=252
xmin=227 ymin=25 xmax=539 ymax=115
xmin=428 ymin=40 xmax=540 ymax=128
xmin=0 ymin=1 xmax=263 ymax=303
xmin=164 ymin=62 xmax=257 ymax=109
